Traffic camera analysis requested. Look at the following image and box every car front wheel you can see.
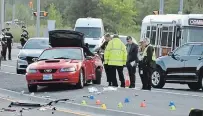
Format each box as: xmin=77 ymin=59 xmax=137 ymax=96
xmin=76 ymin=70 xmax=85 ymax=89
xmin=93 ymin=68 xmax=102 ymax=84
xmin=151 ymin=68 xmax=165 ymax=88
xmin=28 ymin=84 xmax=37 ymax=92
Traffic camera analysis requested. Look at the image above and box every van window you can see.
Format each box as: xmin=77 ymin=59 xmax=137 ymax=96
xmin=75 ymin=27 xmax=101 ymax=38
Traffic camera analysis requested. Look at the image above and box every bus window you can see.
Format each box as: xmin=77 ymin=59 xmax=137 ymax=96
xmin=161 ymin=26 xmax=169 ymax=46
xmin=168 ymin=32 xmax=172 ymax=47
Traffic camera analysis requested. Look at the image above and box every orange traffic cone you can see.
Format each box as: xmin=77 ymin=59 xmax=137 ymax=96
xmin=96 ymin=100 xmax=101 ymax=105
xmin=140 ymin=100 xmax=146 ymax=107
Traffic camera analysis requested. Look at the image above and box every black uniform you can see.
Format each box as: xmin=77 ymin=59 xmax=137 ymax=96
xmin=5 ymin=32 xmax=13 ymax=60
xmin=20 ymin=30 xmax=29 ymax=47
xmin=100 ymin=41 xmax=112 ymax=86
xmin=1 ymin=35 xmax=7 ymax=60
xmin=142 ymin=44 xmax=155 ymax=90
xmin=126 ymin=42 xmax=138 ymax=88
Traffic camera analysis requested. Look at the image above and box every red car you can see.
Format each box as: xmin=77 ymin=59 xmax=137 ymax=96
xmin=26 ymin=30 xmax=103 ymax=92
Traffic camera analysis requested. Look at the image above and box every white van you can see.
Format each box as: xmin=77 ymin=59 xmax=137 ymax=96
xmin=74 ymin=17 xmax=105 ymax=52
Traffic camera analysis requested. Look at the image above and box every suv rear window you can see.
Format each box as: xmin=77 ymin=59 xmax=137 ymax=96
xmin=190 ymin=45 xmax=203 ymax=55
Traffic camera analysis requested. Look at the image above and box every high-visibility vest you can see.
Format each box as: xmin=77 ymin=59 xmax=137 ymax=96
xmin=104 ymin=38 xmax=127 ymax=66
xmin=142 ymin=44 xmax=156 ymax=61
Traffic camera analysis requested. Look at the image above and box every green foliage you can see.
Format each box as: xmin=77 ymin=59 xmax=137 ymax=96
xmin=47 ymin=3 xmax=63 ymax=28
xmin=4 ymin=0 xmax=203 ymax=41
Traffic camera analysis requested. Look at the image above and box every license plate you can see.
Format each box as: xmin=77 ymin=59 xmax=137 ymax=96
xmin=43 ymin=74 xmax=53 ymax=80
xmin=140 ymin=70 xmax=143 ymax=74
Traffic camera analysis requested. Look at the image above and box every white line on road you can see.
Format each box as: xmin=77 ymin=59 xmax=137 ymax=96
xmin=0 ymin=68 xmax=202 ymax=98
xmin=0 ymin=88 xmax=151 ymax=116
xmin=1 ymin=64 xmax=15 ymax=68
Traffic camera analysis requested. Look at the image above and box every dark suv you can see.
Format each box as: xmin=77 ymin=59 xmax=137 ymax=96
xmin=152 ymin=42 xmax=203 ymax=91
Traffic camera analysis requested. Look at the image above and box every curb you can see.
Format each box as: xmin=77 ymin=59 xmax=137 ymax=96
xmin=0 ymin=88 xmax=151 ymax=116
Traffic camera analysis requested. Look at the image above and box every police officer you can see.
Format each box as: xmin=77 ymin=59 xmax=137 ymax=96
xmin=1 ymin=29 xmax=7 ymax=60
xmin=141 ymin=38 xmax=156 ymax=90
xmin=104 ymin=34 xmax=127 ymax=87
xmin=20 ymin=26 xmax=29 ymax=47
xmin=138 ymin=40 xmax=145 ymax=89
xmin=5 ymin=28 xmax=13 ymax=60
xmin=100 ymin=33 xmax=112 ymax=86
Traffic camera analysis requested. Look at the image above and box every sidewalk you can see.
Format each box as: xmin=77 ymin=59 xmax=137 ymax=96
xmin=0 ymin=98 xmax=87 ymax=116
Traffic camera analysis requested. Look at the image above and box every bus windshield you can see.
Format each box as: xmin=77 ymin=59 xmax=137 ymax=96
xmin=182 ymin=27 xmax=203 ymax=43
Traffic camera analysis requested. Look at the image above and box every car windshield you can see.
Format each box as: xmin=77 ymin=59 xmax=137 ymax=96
xmin=75 ymin=27 xmax=101 ymax=38
xmin=23 ymin=39 xmax=50 ymax=49
xmin=38 ymin=48 xmax=83 ymax=60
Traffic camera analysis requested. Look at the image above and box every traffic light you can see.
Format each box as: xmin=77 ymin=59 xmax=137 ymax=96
xmin=29 ymin=1 xmax=33 ymax=8
xmin=33 ymin=11 xmax=48 ymax=17
xmin=153 ymin=11 xmax=159 ymax=15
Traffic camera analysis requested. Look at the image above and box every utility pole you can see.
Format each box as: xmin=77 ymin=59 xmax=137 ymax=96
xmin=159 ymin=0 xmax=164 ymax=14
xmin=1 ymin=0 xmax=5 ymax=30
xmin=36 ymin=0 xmax=40 ymax=37
xmin=12 ymin=0 xmax=15 ymax=24
xmin=178 ymin=0 xmax=183 ymax=14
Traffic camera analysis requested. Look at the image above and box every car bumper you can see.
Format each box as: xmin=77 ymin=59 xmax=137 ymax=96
xmin=16 ymin=59 xmax=28 ymax=70
xmin=26 ymin=72 xmax=80 ymax=85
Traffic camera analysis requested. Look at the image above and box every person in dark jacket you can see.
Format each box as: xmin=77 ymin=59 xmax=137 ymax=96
xmin=20 ymin=26 xmax=29 ymax=47
xmin=1 ymin=29 xmax=7 ymax=61
xmin=126 ymin=36 xmax=138 ymax=88
xmin=5 ymin=28 xmax=13 ymax=60
xmin=100 ymin=33 xmax=112 ymax=86
xmin=141 ymin=38 xmax=156 ymax=90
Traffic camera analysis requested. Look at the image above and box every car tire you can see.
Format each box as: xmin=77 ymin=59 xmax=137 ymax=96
xmin=28 ymin=84 xmax=37 ymax=92
xmin=76 ymin=70 xmax=85 ymax=89
xmin=151 ymin=68 xmax=165 ymax=88
xmin=93 ymin=68 xmax=102 ymax=84
xmin=188 ymin=83 xmax=201 ymax=91
xmin=16 ymin=69 xmax=25 ymax=74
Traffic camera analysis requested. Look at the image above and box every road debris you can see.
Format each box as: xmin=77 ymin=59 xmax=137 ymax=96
xmin=88 ymin=87 xmax=98 ymax=93
xmin=103 ymin=87 xmax=117 ymax=91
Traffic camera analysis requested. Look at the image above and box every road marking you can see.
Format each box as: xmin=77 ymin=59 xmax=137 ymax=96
xmin=0 ymin=88 xmax=151 ymax=116
xmin=0 ymin=71 xmax=23 ymax=76
xmin=0 ymin=70 xmax=202 ymax=98
xmin=1 ymin=64 xmax=15 ymax=68
xmin=0 ymin=94 xmax=92 ymax=116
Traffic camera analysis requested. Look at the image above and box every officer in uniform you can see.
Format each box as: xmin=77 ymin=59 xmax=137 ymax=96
xmin=104 ymin=34 xmax=127 ymax=87
xmin=1 ymin=29 xmax=7 ymax=60
xmin=100 ymin=33 xmax=112 ymax=86
xmin=5 ymin=28 xmax=13 ymax=60
xmin=20 ymin=26 xmax=29 ymax=47
xmin=138 ymin=40 xmax=145 ymax=89
xmin=140 ymin=38 xmax=156 ymax=90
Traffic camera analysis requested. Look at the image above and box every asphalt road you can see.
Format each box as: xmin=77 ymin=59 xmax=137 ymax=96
xmin=0 ymin=43 xmax=202 ymax=116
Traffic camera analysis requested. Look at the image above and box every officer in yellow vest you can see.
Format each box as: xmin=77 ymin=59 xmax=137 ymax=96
xmin=140 ymin=37 xmax=156 ymax=90
xmin=104 ymin=34 xmax=127 ymax=87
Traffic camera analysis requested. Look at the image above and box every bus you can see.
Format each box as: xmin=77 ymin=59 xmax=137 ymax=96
xmin=140 ymin=14 xmax=203 ymax=57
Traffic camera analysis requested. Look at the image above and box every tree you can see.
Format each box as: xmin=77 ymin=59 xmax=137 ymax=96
xmin=47 ymin=3 xmax=63 ymax=28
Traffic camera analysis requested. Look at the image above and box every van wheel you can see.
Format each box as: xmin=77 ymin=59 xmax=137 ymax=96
xmin=188 ymin=83 xmax=201 ymax=91
xmin=28 ymin=84 xmax=37 ymax=92
xmin=93 ymin=68 xmax=102 ymax=84
xmin=151 ymin=68 xmax=165 ymax=88
xmin=76 ymin=70 xmax=85 ymax=89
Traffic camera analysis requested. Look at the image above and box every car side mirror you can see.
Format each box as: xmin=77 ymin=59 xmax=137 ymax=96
xmin=32 ymin=58 xmax=38 ymax=62
xmin=86 ymin=56 xmax=93 ymax=60
xmin=17 ymin=45 xmax=22 ymax=49
xmin=168 ymin=51 xmax=173 ymax=56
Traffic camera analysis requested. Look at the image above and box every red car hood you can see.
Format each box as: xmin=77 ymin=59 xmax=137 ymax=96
xmin=29 ymin=59 xmax=82 ymax=69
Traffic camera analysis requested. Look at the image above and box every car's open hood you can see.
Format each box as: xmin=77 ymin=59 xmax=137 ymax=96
xmin=49 ymin=30 xmax=85 ymax=47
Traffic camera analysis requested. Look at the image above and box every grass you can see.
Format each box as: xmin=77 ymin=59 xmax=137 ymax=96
xmin=9 ymin=25 xmax=140 ymax=42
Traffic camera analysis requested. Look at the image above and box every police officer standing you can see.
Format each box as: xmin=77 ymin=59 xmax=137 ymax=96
xmin=20 ymin=26 xmax=29 ymax=47
xmin=104 ymin=34 xmax=127 ymax=87
xmin=126 ymin=36 xmax=138 ymax=88
xmin=5 ymin=28 xmax=13 ymax=60
xmin=1 ymin=29 xmax=7 ymax=61
xmin=100 ymin=33 xmax=112 ymax=86
xmin=140 ymin=38 xmax=156 ymax=90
